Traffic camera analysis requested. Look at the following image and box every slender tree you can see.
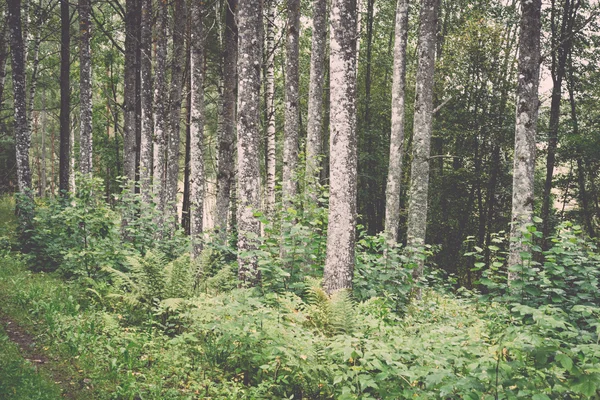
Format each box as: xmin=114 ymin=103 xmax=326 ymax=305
xmin=215 ymin=0 xmax=238 ymax=235
xmin=236 ymin=0 xmax=263 ymax=285
xmin=282 ymin=0 xmax=301 ymax=201
xmin=59 ymin=0 xmax=70 ymax=194
xmin=323 ymin=0 xmax=358 ymax=294
xmin=123 ymin=0 xmax=138 ymax=184
xmin=384 ymin=0 xmax=409 ymax=244
xmin=165 ymin=0 xmax=187 ymax=230
xmin=8 ymin=0 xmax=32 ymax=195
xmin=79 ymin=0 xmax=93 ymax=175
xmin=406 ymin=0 xmax=439 ymax=281
xmin=153 ymin=0 xmax=168 ymax=213
xmin=305 ymin=0 xmax=328 ymax=192
xmin=264 ymin=0 xmax=277 ymax=214
xmin=508 ymin=0 xmax=542 ymax=282
xmin=139 ymin=0 xmax=153 ymax=202
xmin=190 ymin=0 xmax=205 ymax=258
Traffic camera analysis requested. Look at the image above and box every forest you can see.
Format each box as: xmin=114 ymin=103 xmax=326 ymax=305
xmin=1 ymin=0 xmax=600 ymax=397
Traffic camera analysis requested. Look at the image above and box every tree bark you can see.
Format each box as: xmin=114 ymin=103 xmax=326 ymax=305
xmin=508 ymin=0 xmax=542 ymax=282
xmin=323 ymin=0 xmax=358 ymax=294
xmin=8 ymin=0 xmax=32 ymax=196
xmin=40 ymin=90 xmax=47 ymax=197
xmin=139 ymin=0 xmax=153 ymax=202
xmin=236 ymin=0 xmax=263 ymax=285
xmin=215 ymin=0 xmax=238 ymax=235
xmin=59 ymin=0 xmax=70 ymax=195
xmin=153 ymin=0 xmax=168 ymax=214
xmin=79 ymin=0 xmax=93 ymax=175
xmin=165 ymin=0 xmax=187 ymax=231
xmin=123 ymin=0 xmax=138 ymax=184
xmin=305 ymin=0 xmax=328 ymax=193
xmin=282 ymin=0 xmax=301 ymax=202
xmin=190 ymin=0 xmax=205 ymax=258
xmin=264 ymin=0 xmax=277 ymax=214
xmin=406 ymin=0 xmax=439 ymax=281
xmin=384 ymin=0 xmax=409 ymax=244
xmin=0 ymin=23 xmax=8 ymax=111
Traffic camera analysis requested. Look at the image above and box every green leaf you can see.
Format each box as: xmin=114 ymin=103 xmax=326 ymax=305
xmin=532 ymin=394 xmax=550 ymax=400
xmin=555 ymin=353 xmax=573 ymax=372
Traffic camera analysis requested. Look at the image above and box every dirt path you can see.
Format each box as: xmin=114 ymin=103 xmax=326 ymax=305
xmin=0 ymin=313 xmax=88 ymax=400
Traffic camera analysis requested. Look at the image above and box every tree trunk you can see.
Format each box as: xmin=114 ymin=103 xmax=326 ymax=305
xmin=165 ymin=0 xmax=187 ymax=231
xmin=264 ymin=0 xmax=277 ymax=214
xmin=323 ymin=0 xmax=358 ymax=294
xmin=305 ymin=0 xmax=328 ymax=193
xmin=190 ymin=0 xmax=205 ymax=257
xmin=139 ymin=0 xmax=153 ymax=202
xmin=540 ymin=0 xmax=578 ymax=243
xmin=79 ymin=0 xmax=93 ymax=175
xmin=0 ymin=24 xmax=8 ymax=111
xmin=59 ymin=0 xmax=71 ymax=195
xmin=282 ymin=0 xmax=301 ymax=202
xmin=215 ymin=0 xmax=238 ymax=235
xmin=508 ymin=0 xmax=542 ymax=283
xmin=8 ymin=0 xmax=32 ymax=195
xmin=406 ymin=0 xmax=439 ymax=281
xmin=40 ymin=90 xmax=47 ymax=197
xmin=384 ymin=0 xmax=409 ymax=244
xmin=236 ymin=0 xmax=263 ymax=285
xmin=123 ymin=0 xmax=138 ymax=185
xmin=153 ymin=0 xmax=168 ymax=214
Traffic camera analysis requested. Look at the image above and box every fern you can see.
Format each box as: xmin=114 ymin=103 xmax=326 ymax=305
xmin=304 ymin=278 xmax=355 ymax=336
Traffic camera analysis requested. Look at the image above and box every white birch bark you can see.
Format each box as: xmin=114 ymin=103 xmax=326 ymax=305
xmin=406 ymin=0 xmax=439 ymax=280
xmin=384 ymin=0 xmax=409 ymax=244
xmin=236 ymin=0 xmax=263 ymax=285
xmin=190 ymin=0 xmax=205 ymax=258
xmin=8 ymin=0 xmax=32 ymax=195
xmin=265 ymin=0 xmax=277 ymax=214
xmin=139 ymin=0 xmax=153 ymax=202
xmin=508 ymin=0 xmax=542 ymax=283
xmin=79 ymin=0 xmax=93 ymax=175
xmin=323 ymin=0 xmax=358 ymax=294
xmin=123 ymin=0 xmax=138 ymax=184
xmin=282 ymin=0 xmax=301 ymax=202
xmin=215 ymin=0 xmax=237 ymax=236
xmin=153 ymin=0 xmax=168 ymax=213
xmin=305 ymin=0 xmax=328 ymax=192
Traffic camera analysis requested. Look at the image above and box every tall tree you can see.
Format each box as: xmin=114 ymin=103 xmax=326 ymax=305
xmin=384 ymin=0 xmax=409 ymax=244
xmin=123 ymin=0 xmax=139 ymax=184
xmin=508 ymin=0 xmax=542 ymax=282
xmin=139 ymin=0 xmax=153 ymax=202
xmin=236 ymin=0 xmax=263 ymax=285
xmin=165 ymin=0 xmax=186 ymax=229
xmin=305 ymin=0 xmax=328 ymax=192
xmin=7 ymin=0 xmax=32 ymax=195
xmin=406 ymin=0 xmax=439 ymax=280
xmin=153 ymin=0 xmax=168 ymax=213
xmin=282 ymin=0 xmax=301 ymax=202
xmin=323 ymin=0 xmax=358 ymax=294
xmin=264 ymin=0 xmax=277 ymax=214
xmin=59 ymin=0 xmax=70 ymax=194
xmin=540 ymin=0 xmax=579 ymax=242
xmin=79 ymin=0 xmax=93 ymax=175
xmin=215 ymin=0 xmax=238 ymax=235
xmin=189 ymin=0 xmax=205 ymax=258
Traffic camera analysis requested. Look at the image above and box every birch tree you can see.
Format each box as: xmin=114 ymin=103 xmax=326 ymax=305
xmin=305 ymin=0 xmax=328 ymax=191
xmin=216 ymin=0 xmax=238 ymax=235
xmin=8 ymin=0 xmax=32 ymax=195
xmin=190 ymin=0 xmax=205 ymax=258
xmin=508 ymin=0 xmax=542 ymax=282
xmin=79 ymin=0 xmax=93 ymax=175
xmin=282 ymin=0 xmax=301 ymax=202
xmin=384 ymin=0 xmax=409 ymax=244
xmin=236 ymin=0 xmax=263 ymax=285
xmin=405 ymin=0 xmax=439 ymax=281
xmin=323 ymin=0 xmax=358 ymax=294
xmin=59 ymin=0 xmax=70 ymax=194
xmin=123 ymin=0 xmax=138 ymax=184
xmin=265 ymin=0 xmax=277 ymax=214
xmin=139 ymin=0 xmax=153 ymax=202
xmin=153 ymin=0 xmax=168 ymax=213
